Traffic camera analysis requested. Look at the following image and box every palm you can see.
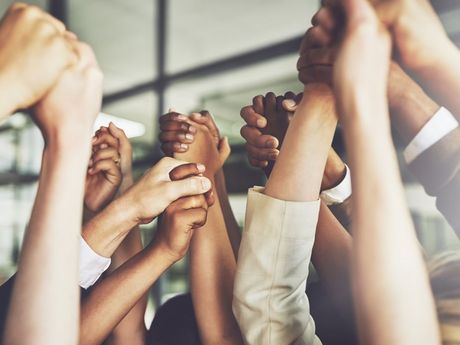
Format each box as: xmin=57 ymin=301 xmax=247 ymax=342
xmin=84 ymin=171 xmax=119 ymax=212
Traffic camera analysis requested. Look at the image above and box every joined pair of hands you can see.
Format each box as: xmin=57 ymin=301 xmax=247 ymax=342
xmin=84 ymin=121 xmax=216 ymax=263
xmin=0 ymin=3 xmax=103 ymax=145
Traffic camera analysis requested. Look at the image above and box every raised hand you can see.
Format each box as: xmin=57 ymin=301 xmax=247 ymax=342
xmin=369 ymin=0 xmax=449 ymax=70
xmin=0 ymin=3 xmax=79 ymax=118
xmin=333 ymin=0 xmax=391 ymax=121
xmin=155 ymin=164 xmax=210 ymax=262
xmin=84 ymin=127 xmax=123 ymax=212
xmin=121 ymin=158 xmax=212 ymax=224
xmin=33 ymin=42 xmax=103 ymax=145
xmin=240 ymin=92 xmax=299 ymax=172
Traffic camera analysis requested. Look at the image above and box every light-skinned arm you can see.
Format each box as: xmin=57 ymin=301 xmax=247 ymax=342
xmin=98 ymin=123 xmax=147 ymax=345
xmin=3 ymin=43 xmax=103 ymax=345
xmin=0 ymin=3 xmax=78 ymax=119
xmin=333 ymin=0 xmax=440 ymax=344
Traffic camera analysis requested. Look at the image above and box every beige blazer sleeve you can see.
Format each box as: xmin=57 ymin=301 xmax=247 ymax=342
xmin=232 ymin=187 xmax=322 ymax=345
xmin=408 ymin=128 xmax=460 ymax=236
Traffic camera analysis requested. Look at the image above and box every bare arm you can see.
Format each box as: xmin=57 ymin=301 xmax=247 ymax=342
xmin=80 ymin=162 xmax=212 ymax=345
xmin=80 ymin=242 xmax=173 ymax=345
xmin=333 ymin=1 xmax=440 ymax=343
xmin=3 ymin=43 xmax=102 ymax=345
xmin=174 ymin=121 xmax=243 ymax=345
xmin=100 ymin=124 xmax=147 ymax=345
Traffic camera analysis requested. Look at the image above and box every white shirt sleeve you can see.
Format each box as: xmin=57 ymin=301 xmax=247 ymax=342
xmin=404 ymin=107 xmax=459 ymax=164
xmin=320 ymin=164 xmax=352 ymax=206
xmin=233 ymin=187 xmax=322 ymax=345
xmin=79 ymin=236 xmax=111 ymax=289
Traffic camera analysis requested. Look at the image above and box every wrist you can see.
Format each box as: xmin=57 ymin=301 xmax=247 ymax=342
xmin=322 ymin=152 xmax=346 ymax=191
xmin=149 ymin=240 xmax=182 ymax=266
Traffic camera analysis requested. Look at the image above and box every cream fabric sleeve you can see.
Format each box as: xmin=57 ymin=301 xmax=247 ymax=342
xmin=232 ymin=187 xmax=322 ymax=345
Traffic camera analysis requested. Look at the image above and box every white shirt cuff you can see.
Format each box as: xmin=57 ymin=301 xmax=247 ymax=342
xmin=79 ymin=236 xmax=111 ymax=289
xmin=320 ymin=164 xmax=352 ymax=205
xmin=404 ymin=107 xmax=459 ymax=164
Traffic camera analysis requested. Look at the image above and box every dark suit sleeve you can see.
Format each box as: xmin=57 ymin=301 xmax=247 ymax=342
xmin=0 ymin=275 xmax=16 ymax=341
xmin=408 ymin=128 xmax=460 ymax=236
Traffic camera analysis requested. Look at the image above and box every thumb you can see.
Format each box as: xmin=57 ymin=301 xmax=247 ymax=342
xmin=168 ymin=176 xmax=212 ymax=201
xmin=218 ymin=136 xmax=231 ymax=163
xmin=282 ymin=99 xmax=298 ymax=113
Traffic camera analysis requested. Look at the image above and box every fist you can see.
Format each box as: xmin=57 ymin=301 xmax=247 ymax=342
xmin=0 ymin=3 xmax=79 ymax=116
xmin=33 ymin=42 xmax=103 ymax=143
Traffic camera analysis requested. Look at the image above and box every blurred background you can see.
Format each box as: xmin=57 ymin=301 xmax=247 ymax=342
xmin=0 ymin=0 xmax=459 ymax=324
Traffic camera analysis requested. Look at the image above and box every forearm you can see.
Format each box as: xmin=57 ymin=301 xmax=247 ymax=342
xmin=215 ymin=169 xmax=241 ymax=258
xmin=311 ymin=203 xmax=353 ymax=321
xmin=106 ymin=177 xmax=147 ymax=345
xmin=265 ymin=84 xmax=337 ymax=201
xmin=80 ymin=243 xmax=173 ymax=345
xmin=82 ymin=195 xmax=138 ymax=258
xmin=5 ymin=140 xmax=90 ymax=345
xmin=343 ymin=97 xmax=439 ymax=345
xmin=190 ymin=175 xmax=243 ymax=345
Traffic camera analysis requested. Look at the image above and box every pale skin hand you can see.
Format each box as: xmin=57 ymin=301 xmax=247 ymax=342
xmin=83 ymin=123 xmax=146 ymax=345
xmin=82 ymin=157 xmax=212 ymax=257
xmin=0 ymin=3 xmax=79 ymax=119
xmin=84 ymin=127 xmax=122 ymax=213
xmin=334 ymin=0 xmax=440 ymax=344
xmin=366 ymin=0 xmax=460 ymax=119
xmin=4 ymin=43 xmax=103 ymax=345
xmin=305 ymin=5 xmax=442 ymax=145
xmin=79 ymin=163 xmax=210 ymax=345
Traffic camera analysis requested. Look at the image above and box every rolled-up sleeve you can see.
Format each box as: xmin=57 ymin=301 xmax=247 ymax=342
xmin=233 ymin=187 xmax=322 ymax=345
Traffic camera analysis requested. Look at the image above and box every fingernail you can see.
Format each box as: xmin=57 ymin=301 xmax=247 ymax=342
xmin=284 ymin=99 xmax=296 ymax=108
xmin=256 ymin=118 xmax=266 ymax=128
xmin=192 ymin=112 xmax=202 ymax=118
xmin=266 ymin=140 xmax=277 ymax=148
xmin=100 ymin=144 xmax=108 ymax=149
xmin=261 ymin=161 xmax=269 ymax=167
xmin=201 ymin=177 xmax=211 ymax=190
xmin=88 ymin=168 xmax=94 ymax=174
xmin=196 ymin=163 xmax=206 ymax=172
xmin=176 ymin=114 xmax=187 ymax=121
xmin=269 ymin=153 xmax=278 ymax=160
xmin=180 ymin=143 xmax=188 ymax=150
xmin=185 ymin=133 xmax=194 ymax=141
xmin=178 ymin=133 xmax=186 ymax=140
xmin=188 ymin=126 xmax=197 ymax=134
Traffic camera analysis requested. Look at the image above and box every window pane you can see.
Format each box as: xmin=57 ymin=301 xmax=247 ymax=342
xmin=165 ymin=55 xmax=301 ymax=143
xmin=102 ymin=92 xmax=158 ymax=147
xmin=167 ymin=0 xmax=317 ymax=72
xmin=69 ymin=0 xmax=156 ymax=94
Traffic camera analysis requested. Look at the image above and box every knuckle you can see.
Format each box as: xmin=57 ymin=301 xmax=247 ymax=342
xmin=20 ymin=5 xmax=41 ymax=20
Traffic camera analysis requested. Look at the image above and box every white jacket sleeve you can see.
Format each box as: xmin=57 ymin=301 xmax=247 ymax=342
xmin=233 ymin=187 xmax=322 ymax=345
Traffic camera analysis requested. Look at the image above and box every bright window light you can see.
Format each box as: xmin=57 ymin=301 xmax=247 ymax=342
xmin=94 ymin=113 xmax=146 ymax=138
